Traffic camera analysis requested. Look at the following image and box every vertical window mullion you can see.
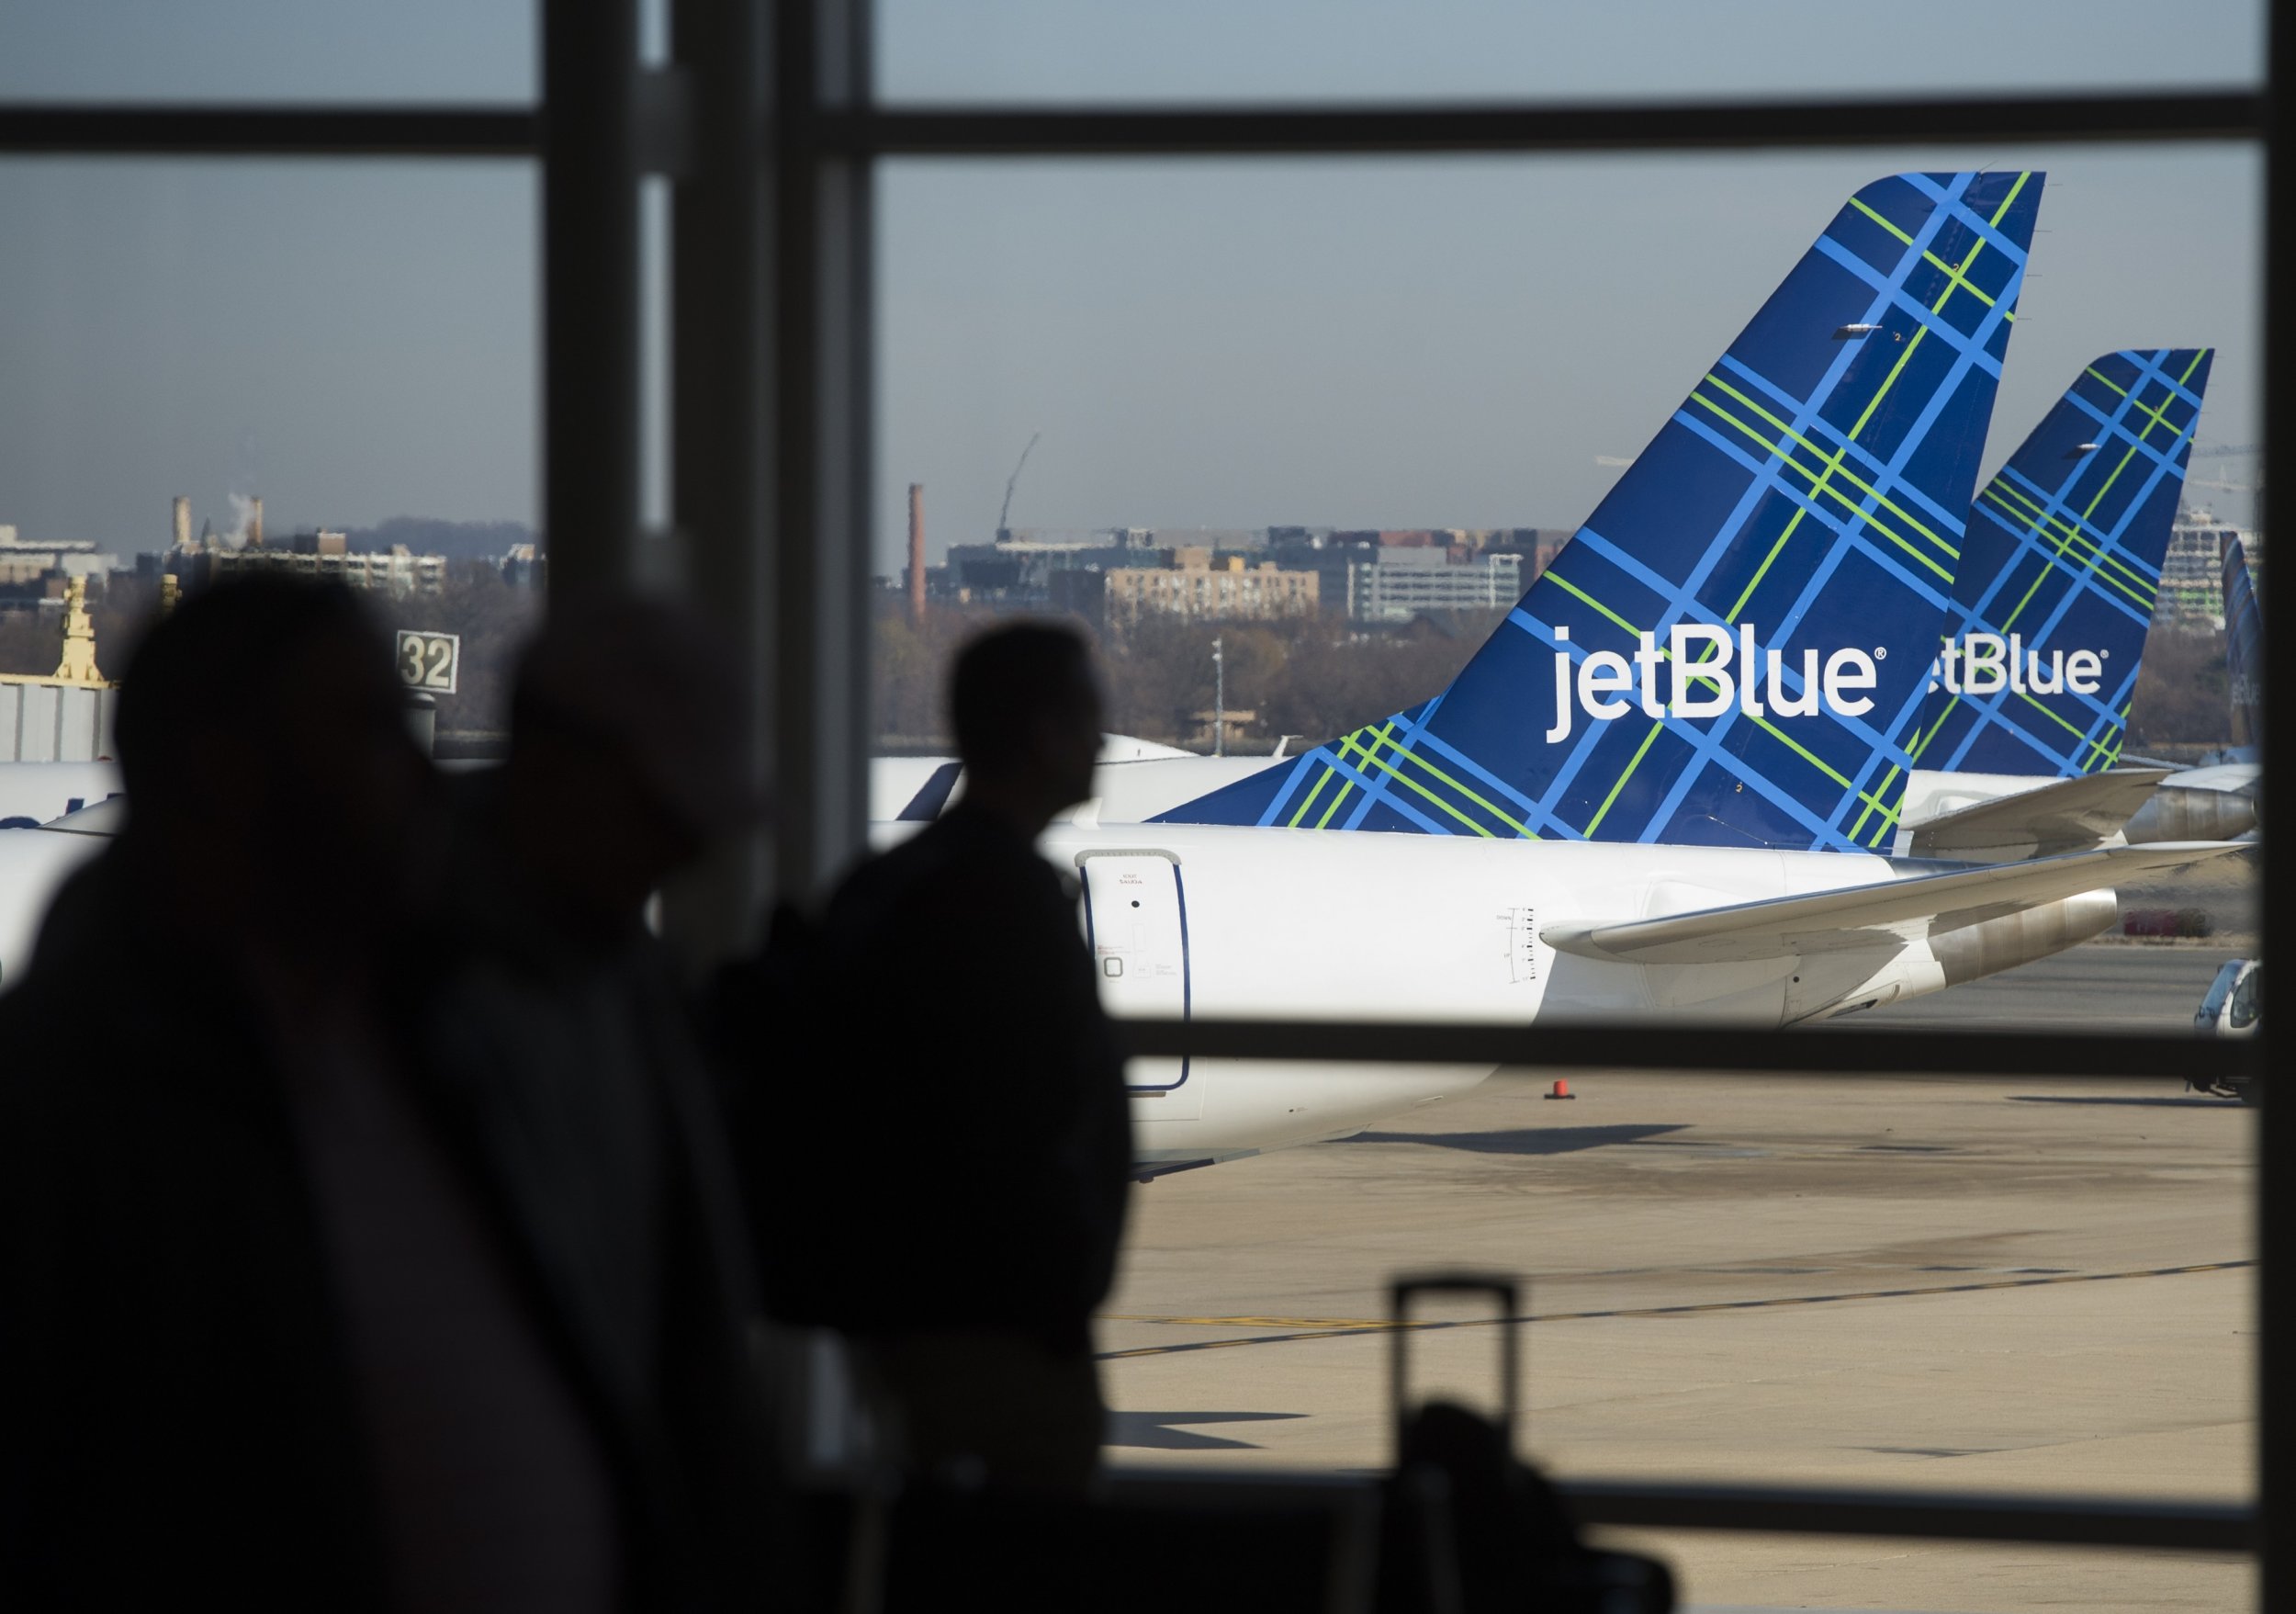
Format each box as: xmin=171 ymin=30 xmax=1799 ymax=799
xmin=542 ymin=0 xmax=643 ymax=601
xmin=769 ymin=0 xmax=873 ymax=900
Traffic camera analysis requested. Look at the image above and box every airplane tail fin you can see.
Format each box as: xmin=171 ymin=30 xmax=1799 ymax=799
xmin=1159 ymin=171 xmax=2043 ymax=849
xmin=2224 ymin=532 xmax=2261 ymax=750
xmin=1904 ymin=349 xmax=2211 ymax=778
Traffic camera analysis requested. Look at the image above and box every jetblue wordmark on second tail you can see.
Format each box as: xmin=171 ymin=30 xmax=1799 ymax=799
xmin=1926 ymin=634 xmax=2108 ymax=699
xmin=1542 ymin=626 xmax=1889 ymax=744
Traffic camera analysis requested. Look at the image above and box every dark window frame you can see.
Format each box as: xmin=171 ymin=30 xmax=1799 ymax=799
xmin=1 ymin=0 xmax=2279 ymax=1586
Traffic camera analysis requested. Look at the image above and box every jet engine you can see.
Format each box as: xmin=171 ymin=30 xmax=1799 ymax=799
xmin=1931 ymin=888 xmax=2120 ymax=987
xmin=2124 ymin=784 xmax=2258 ymax=844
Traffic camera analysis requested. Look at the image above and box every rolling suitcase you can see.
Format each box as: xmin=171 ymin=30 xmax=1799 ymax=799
xmin=1380 ymin=1274 xmax=1673 ymax=1614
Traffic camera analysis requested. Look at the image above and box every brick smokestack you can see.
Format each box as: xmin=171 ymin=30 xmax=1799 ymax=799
xmin=249 ymin=496 xmax=264 ymax=549
xmin=906 ymin=482 xmax=927 ymax=627
xmin=172 ymin=496 xmax=190 ymax=551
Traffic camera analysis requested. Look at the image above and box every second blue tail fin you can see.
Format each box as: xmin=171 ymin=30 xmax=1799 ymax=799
xmin=1904 ymin=348 xmax=2211 ymax=778
xmin=2225 ymin=531 xmax=2261 ymax=751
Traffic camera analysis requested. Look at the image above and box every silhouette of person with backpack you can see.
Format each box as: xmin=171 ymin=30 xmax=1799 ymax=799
xmin=738 ymin=622 xmax=1131 ymax=1493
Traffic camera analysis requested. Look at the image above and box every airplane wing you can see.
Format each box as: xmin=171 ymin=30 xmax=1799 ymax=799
xmin=1904 ymin=767 xmax=2172 ymax=861
xmin=1545 ymin=841 xmax=2242 ymax=965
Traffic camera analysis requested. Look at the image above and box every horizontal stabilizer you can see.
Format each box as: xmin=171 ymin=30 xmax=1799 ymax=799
xmin=1545 ymin=840 xmax=2241 ymax=965
xmin=1904 ymin=767 xmax=2171 ymax=860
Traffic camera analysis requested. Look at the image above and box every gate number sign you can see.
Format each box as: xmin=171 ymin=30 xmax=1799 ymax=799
xmin=397 ymin=629 xmax=460 ymax=694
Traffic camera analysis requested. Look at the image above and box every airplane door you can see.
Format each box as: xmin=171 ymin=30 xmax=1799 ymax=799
xmin=1075 ymin=849 xmax=1192 ymax=1100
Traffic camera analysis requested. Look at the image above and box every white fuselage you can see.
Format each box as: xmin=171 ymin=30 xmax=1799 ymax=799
xmin=931 ymin=819 xmax=1941 ymax=1166
xmin=0 ymin=804 xmax=1988 ymax=1168
xmin=872 ymin=752 xmax=1276 ymax=826
xmin=0 ymin=826 xmax=101 ymax=991
xmin=0 ymin=761 xmax=119 ymax=830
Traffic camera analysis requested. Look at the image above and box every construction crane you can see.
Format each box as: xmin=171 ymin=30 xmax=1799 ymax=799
xmin=996 ymin=431 xmax=1041 ymax=541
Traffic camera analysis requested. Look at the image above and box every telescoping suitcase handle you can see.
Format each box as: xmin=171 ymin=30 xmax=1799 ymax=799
xmin=1389 ymin=1272 xmax=1521 ymax=1448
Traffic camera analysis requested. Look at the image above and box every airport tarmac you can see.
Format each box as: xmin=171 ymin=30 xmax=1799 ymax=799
xmin=1100 ymin=939 xmax=2257 ymax=1611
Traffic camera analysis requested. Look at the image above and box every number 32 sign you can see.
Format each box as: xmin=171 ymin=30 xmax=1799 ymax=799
xmin=397 ymin=629 xmax=461 ymax=694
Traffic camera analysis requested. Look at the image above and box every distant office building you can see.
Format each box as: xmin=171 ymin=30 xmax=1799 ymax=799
xmin=1266 ymin=525 xmax=1560 ymax=617
xmin=205 ymin=541 xmax=448 ymax=598
xmin=0 ymin=528 xmax=125 ymax=606
xmin=0 ymin=527 xmax=120 ymax=567
xmin=1347 ymin=552 xmax=1523 ymax=622
xmin=2161 ymin=507 xmax=2260 ymax=628
xmin=1087 ymin=548 xmax=1319 ymax=625
xmin=0 ymin=554 xmax=55 ymax=591
xmin=1134 ymin=527 xmax=1266 ymax=553
xmin=937 ymin=531 xmax=1152 ymax=608
xmin=502 ymin=542 xmax=546 ymax=590
xmin=928 ymin=521 xmax=1562 ymax=620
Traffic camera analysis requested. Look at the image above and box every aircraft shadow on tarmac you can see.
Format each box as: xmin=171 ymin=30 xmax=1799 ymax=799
xmin=1342 ymin=1123 xmax=1688 ymax=1157
xmin=1106 ymin=1412 xmax=1310 ymax=1451
xmin=2007 ymin=1095 xmax=2248 ymax=1109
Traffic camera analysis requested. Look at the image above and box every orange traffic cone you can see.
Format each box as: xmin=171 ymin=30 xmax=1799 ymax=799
xmin=1545 ymin=1078 xmax=1575 ymax=1100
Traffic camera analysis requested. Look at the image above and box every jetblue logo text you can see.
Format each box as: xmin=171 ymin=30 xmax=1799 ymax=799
xmin=1925 ymin=632 xmax=2107 ymax=698
xmin=1543 ymin=626 xmax=1881 ymax=745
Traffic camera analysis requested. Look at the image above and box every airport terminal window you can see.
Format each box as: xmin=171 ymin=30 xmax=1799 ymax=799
xmin=871 ymin=144 xmax=2266 ymax=1613
xmin=0 ymin=159 xmax=541 ymax=753
xmin=872 ymin=0 xmax=2265 ymax=107
xmin=1 ymin=2 xmax=2275 ymax=1608
xmin=0 ymin=1 xmax=537 ymax=106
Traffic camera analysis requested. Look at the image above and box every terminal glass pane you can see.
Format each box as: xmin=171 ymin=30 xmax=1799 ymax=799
xmin=875 ymin=0 xmax=2263 ymax=107
xmin=0 ymin=1 xmax=535 ymax=104
xmin=0 ymin=159 xmax=540 ymax=748
xmin=874 ymin=148 xmax=2260 ymax=1608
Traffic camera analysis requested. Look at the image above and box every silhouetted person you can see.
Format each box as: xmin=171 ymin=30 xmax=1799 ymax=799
xmin=774 ymin=622 xmax=1131 ymax=1492
xmin=0 ymin=580 xmax=774 ymax=1613
xmin=414 ymin=595 xmax=779 ymax=1608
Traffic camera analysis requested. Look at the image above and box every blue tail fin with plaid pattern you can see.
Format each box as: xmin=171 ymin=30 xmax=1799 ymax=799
xmin=1904 ymin=349 xmax=2209 ymax=778
xmin=1158 ymin=170 xmax=2043 ymax=850
xmin=2224 ymin=532 xmax=2260 ymax=753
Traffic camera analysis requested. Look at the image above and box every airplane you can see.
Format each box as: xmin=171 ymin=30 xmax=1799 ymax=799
xmin=0 ymin=171 xmax=2245 ymax=1177
xmin=0 ymin=799 xmax=114 ymax=988
xmin=0 ymin=761 xmax=117 ymax=830
xmin=1016 ymin=168 xmax=2219 ymax=1166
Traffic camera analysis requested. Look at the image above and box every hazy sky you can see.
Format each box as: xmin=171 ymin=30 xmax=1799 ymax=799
xmin=0 ymin=2 xmax=2265 ymax=565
